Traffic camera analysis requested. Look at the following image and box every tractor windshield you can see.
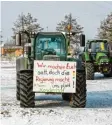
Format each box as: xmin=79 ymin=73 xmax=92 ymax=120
xmin=36 ymin=34 xmax=66 ymax=55
xmin=91 ymin=41 xmax=108 ymax=53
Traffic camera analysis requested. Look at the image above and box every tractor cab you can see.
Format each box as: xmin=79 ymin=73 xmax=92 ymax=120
xmin=85 ymin=39 xmax=109 ymax=61
xmin=35 ymin=32 xmax=66 ymax=61
xmin=86 ymin=39 xmax=108 ymax=53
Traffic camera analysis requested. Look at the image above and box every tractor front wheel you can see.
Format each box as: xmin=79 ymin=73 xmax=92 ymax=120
xmin=104 ymin=67 xmax=112 ymax=77
xmin=70 ymin=71 xmax=86 ymax=108
xmin=19 ymin=71 xmax=35 ymax=108
xmin=86 ymin=63 xmax=94 ymax=80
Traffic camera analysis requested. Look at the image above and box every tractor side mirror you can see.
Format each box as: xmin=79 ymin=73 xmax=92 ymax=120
xmin=24 ymin=43 xmax=31 ymax=56
xmin=28 ymin=46 xmax=31 ymax=55
xmin=15 ymin=33 xmax=21 ymax=46
xmin=25 ymin=46 xmax=31 ymax=56
xmin=80 ymin=34 xmax=85 ymax=47
xmin=68 ymin=41 xmax=70 ymax=46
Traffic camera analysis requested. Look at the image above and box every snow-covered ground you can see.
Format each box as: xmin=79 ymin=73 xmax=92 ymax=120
xmin=1 ymin=61 xmax=112 ymax=125
xmin=0 ymin=61 xmax=16 ymax=68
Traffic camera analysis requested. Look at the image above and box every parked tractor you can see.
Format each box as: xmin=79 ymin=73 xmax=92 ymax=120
xmin=16 ymin=30 xmax=86 ymax=108
xmin=81 ymin=39 xmax=112 ymax=80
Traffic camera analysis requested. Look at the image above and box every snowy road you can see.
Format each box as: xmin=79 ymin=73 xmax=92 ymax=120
xmin=1 ymin=61 xmax=112 ymax=125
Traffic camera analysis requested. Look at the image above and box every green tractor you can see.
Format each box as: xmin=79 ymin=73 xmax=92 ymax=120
xmin=81 ymin=39 xmax=112 ymax=80
xmin=16 ymin=30 xmax=86 ymax=108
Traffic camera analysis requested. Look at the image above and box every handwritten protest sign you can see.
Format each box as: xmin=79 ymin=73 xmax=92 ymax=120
xmin=33 ymin=60 xmax=76 ymax=93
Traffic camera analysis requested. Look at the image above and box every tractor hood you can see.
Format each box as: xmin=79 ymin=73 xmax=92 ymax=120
xmin=96 ymin=52 xmax=109 ymax=64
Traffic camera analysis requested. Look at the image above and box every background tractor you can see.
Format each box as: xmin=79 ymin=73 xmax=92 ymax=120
xmin=81 ymin=39 xmax=112 ymax=80
xmin=15 ymin=30 xmax=86 ymax=108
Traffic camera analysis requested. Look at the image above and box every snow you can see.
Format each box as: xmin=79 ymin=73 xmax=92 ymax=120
xmin=1 ymin=61 xmax=112 ymax=125
xmin=0 ymin=61 xmax=16 ymax=68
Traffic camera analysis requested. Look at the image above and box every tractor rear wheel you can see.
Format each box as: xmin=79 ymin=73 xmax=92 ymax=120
xmin=62 ymin=93 xmax=72 ymax=101
xmin=86 ymin=63 xmax=94 ymax=80
xmin=16 ymin=72 xmax=20 ymax=101
xmin=19 ymin=71 xmax=35 ymax=108
xmin=70 ymin=71 xmax=86 ymax=108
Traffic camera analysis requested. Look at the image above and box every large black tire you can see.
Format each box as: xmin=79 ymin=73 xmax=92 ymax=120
xmin=19 ymin=71 xmax=35 ymax=108
xmin=62 ymin=93 xmax=72 ymax=101
xmin=16 ymin=72 xmax=20 ymax=100
xmin=103 ymin=73 xmax=111 ymax=77
xmin=104 ymin=65 xmax=112 ymax=77
xmin=70 ymin=71 xmax=86 ymax=108
xmin=86 ymin=63 xmax=94 ymax=80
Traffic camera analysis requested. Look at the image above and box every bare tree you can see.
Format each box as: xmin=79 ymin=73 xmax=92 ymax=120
xmin=56 ymin=13 xmax=83 ymax=55
xmin=12 ymin=13 xmax=43 ymax=33
xmin=56 ymin=13 xmax=83 ymax=33
xmin=98 ymin=12 xmax=112 ymax=42
xmin=12 ymin=13 xmax=44 ymax=40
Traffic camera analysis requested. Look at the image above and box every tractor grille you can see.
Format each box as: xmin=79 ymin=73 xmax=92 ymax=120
xmin=43 ymin=55 xmax=60 ymax=61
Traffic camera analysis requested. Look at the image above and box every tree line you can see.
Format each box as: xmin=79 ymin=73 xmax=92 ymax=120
xmin=4 ymin=12 xmax=112 ymax=47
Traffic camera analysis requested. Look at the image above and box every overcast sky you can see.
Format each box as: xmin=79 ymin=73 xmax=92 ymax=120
xmin=1 ymin=1 xmax=112 ymax=41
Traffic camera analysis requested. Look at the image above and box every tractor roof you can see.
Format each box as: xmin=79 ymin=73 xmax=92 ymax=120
xmin=37 ymin=31 xmax=79 ymax=36
xmin=37 ymin=32 xmax=65 ymax=36
xmin=87 ymin=39 xmax=108 ymax=43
